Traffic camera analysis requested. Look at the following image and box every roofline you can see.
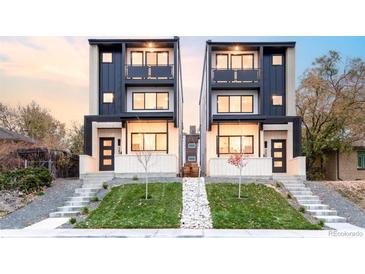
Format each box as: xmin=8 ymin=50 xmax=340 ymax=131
xmin=206 ymin=41 xmax=296 ymax=48
xmin=89 ymin=37 xmax=179 ymax=45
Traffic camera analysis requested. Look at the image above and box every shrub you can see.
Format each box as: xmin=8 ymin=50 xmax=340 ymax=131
xmin=275 ymin=182 xmax=283 ymax=188
xmin=318 ymin=220 xmax=325 ymax=227
xmin=287 ymin=193 xmax=292 ymax=199
xmin=132 ymin=175 xmax=138 ymax=181
xmin=0 ymin=168 xmax=52 ymax=194
xmin=299 ymin=206 xmax=306 ymax=213
xmin=90 ymin=196 xmax=99 ymax=202
xmin=81 ymin=207 xmax=89 ymax=215
xmin=69 ymin=217 xmax=77 ymax=224
xmin=102 ymin=182 xmax=108 ymax=190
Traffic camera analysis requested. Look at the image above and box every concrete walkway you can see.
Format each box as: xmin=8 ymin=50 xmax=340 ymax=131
xmin=24 ymin=218 xmax=69 ymax=230
xmin=0 ymin=227 xmax=364 ymax=238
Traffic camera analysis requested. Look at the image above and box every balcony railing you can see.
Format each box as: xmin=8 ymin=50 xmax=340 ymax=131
xmin=212 ymin=68 xmax=260 ymax=83
xmin=126 ymin=65 xmax=174 ymax=80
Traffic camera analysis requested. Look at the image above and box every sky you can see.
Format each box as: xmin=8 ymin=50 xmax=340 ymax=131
xmin=1 ymin=36 xmax=365 ymax=132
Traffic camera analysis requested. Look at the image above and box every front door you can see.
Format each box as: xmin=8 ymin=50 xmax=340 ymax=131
xmin=99 ymin=137 xmax=114 ymax=171
xmin=271 ymin=140 xmax=286 ymax=173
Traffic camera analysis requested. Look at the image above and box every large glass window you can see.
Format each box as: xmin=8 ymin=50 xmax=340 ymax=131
xmin=102 ymin=53 xmax=112 ymax=63
xmin=103 ymin=92 xmax=114 ymax=103
xmin=218 ymin=135 xmax=254 ymax=154
xmin=358 ymin=151 xmax=365 ymax=169
xmin=146 ymin=51 xmax=169 ymax=66
xmin=131 ymin=51 xmax=143 ymax=66
xmin=131 ymin=133 xmax=167 ymax=151
xmin=217 ymin=95 xmax=253 ymax=113
xmin=242 ymin=55 xmax=254 ymax=69
xmin=133 ymin=92 xmax=169 ymax=110
xmin=216 ymin=54 xmax=228 ymax=69
xmin=231 ymin=54 xmax=254 ymax=69
xmin=231 ymin=55 xmax=242 ymax=69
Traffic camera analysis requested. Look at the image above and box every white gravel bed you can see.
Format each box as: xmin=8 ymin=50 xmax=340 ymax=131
xmin=181 ymin=177 xmax=213 ymax=229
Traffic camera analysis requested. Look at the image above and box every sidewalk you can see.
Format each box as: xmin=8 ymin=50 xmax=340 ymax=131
xmin=1 ymin=227 xmax=364 ymax=238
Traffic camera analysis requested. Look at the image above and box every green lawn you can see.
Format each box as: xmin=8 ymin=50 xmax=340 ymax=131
xmin=206 ymin=183 xmax=321 ymax=229
xmin=76 ymin=183 xmax=182 ymax=228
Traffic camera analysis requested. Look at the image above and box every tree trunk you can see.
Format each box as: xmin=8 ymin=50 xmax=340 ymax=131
xmin=238 ymin=168 xmax=242 ymax=199
xmin=145 ymin=169 xmax=149 ymax=200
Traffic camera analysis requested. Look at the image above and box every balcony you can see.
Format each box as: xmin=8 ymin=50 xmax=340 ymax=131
xmin=211 ymin=68 xmax=260 ymax=89
xmin=125 ymin=65 xmax=174 ymax=82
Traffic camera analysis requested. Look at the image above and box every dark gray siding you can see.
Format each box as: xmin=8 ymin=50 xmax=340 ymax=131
xmin=99 ymin=46 xmax=122 ymax=115
xmin=263 ymin=49 xmax=286 ymax=116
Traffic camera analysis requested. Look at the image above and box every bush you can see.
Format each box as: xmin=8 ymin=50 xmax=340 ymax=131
xmin=90 ymin=196 xmax=99 ymax=202
xmin=0 ymin=168 xmax=52 ymax=194
xmin=102 ymin=182 xmax=108 ymax=190
xmin=132 ymin=175 xmax=138 ymax=181
xmin=287 ymin=193 xmax=292 ymax=199
xmin=69 ymin=217 xmax=77 ymax=224
xmin=299 ymin=206 xmax=306 ymax=213
xmin=81 ymin=207 xmax=89 ymax=215
xmin=318 ymin=220 xmax=325 ymax=227
xmin=275 ymin=182 xmax=283 ymax=188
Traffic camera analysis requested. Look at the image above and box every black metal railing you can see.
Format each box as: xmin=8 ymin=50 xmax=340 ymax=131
xmin=212 ymin=68 xmax=260 ymax=83
xmin=126 ymin=65 xmax=174 ymax=80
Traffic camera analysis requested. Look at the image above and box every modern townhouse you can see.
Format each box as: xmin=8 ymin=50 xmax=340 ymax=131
xmin=199 ymin=41 xmax=306 ymax=179
xmin=79 ymin=37 xmax=183 ymax=178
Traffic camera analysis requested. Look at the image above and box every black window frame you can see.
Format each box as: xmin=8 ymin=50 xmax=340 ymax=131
xmin=145 ymin=51 xmax=170 ymax=66
xmin=217 ymin=95 xmax=254 ymax=113
xmin=131 ymin=132 xmax=168 ymax=152
xmin=215 ymin=53 xmax=229 ymax=69
xmin=218 ymin=135 xmax=254 ymax=155
xmin=230 ymin=53 xmax=254 ymax=70
xmin=132 ymin=92 xmax=169 ymax=110
xmin=130 ymin=51 xmax=144 ymax=66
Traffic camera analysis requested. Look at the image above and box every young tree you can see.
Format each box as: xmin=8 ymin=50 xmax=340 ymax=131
xmin=228 ymin=154 xmax=248 ymax=198
xmin=136 ymin=151 xmax=153 ymax=200
xmin=67 ymin=122 xmax=84 ymax=155
xmin=0 ymin=103 xmax=19 ymax=132
xmin=297 ymin=51 xmax=365 ymax=179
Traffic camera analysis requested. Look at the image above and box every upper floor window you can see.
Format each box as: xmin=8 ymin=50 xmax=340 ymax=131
xmin=358 ymin=151 xmax=365 ymax=169
xmin=146 ymin=51 xmax=169 ymax=66
xmin=218 ymin=135 xmax=254 ymax=154
xmin=187 ymin=156 xmax=196 ymax=162
xmin=272 ymin=95 xmax=283 ymax=106
xmin=131 ymin=133 xmax=167 ymax=151
xmin=272 ymin=55 xmax=283 ymax=65
xmin=131 ymin=51 xmax=143 ymax=66
xmin=187 ymin=143 xmax=197 ymax=149
xmin=102 ymin=53 xmax=113 ymax=63
xmin=216 ymin=54 xmax=228 ymax=69
xmin=217 ymin=95 xmax=253 ymax=113
xmin=231 ymin=54 xmax=254 ymax=69
xmin=132 ymin=92 xmax=169 ymax=110
xmin=103 ymin=92 xmax=114 ymax=103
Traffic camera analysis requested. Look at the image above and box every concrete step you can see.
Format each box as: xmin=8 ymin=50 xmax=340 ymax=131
xmin=75 ymin=188 xmax=99 ymax=194
xmin=303 ymin=204 xmax=329 ymax=210
xmin=57 ymin=205 xmax=84 ymax=212
xmin=65 ymin=201 xmax=89 ymax=207
xmin=286 ymin=187 xmax=309 ymax=191
xmin=291 ymin=190 xmax=313 ymax=196
xmin=294 ymin=195 xmax=320 ymax=200
xmin=297 ymin=199 xmax=322 ymax=204
xmin=65 ymin=196 xmax=93 ymax=202
xmin=308 ymin=209 xmax=338 ymax=216
xmin=49 ymin=211 xmax=80 ymax=218
xmin=316 ymin=215 xmax=346 ymax=223
xmin=283 ymin=184 xmax=306 ymax=188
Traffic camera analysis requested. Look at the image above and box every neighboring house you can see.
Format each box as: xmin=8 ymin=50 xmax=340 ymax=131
xmin=80 ymin=38 xmax=183 ymax=178
xmin=199 ymin=41 xmax=306 ymax=178
xmin=324 ymin=140 xmax=365 ymax=181
xmin=183 ymin=126 xmax=199 ymax=164
xmin=0 ymin=128 xmax=36 ymax=145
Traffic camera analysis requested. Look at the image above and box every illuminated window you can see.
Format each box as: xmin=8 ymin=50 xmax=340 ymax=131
xmin=133 ymin=92 xmax=169 ymax=110
xmin=145 ymin=93 xmax=157 ymax=109
xmin=272 ymin=95 xmax=283 ymax=106
xmin=216 ymin=54 xmax=228 ymax=69
xmin=242 ymin=55 xmax=254 ymax=69
xmin=273 ymin=142 xmax=283 ymax=149
xmin=274 ymin=161 xmax=283 ymax=167
xmin=146 ymin=51 xmax=169 ymax=66
xmin=103 ymin=92 xmax=114 ymax=103
xmin=231 ymin=55 xmax=242 ymax=69
xmin=133 ymin=93 xmax=145 ymax=109
xmin=272 ymin=55 xmax=283 ymax=65
xmin=103 ymin=150 xmax=112 ymax=156
xmin=274 ymin=152 xmax=283 ymax=158
xmin=103 ymin=159 xmax=112 ymax=165
xmin=102 ymin=53 xmax=112 ymax=63
xmin=157 ymin=93 xmax=169 ymax=109
xmin=131 ymin=133 xmax=167 ymax=151
xmin=219 ymin=135 xmax=254 ymax=154
xmin=217 ymin=95 xmax=253 ymax=113
xmin=103 ymin=140 xmax=112 ymax=147
xmin=157 ymin=52 xmax=168 ymax=65
xmin=231 ymin=54 xmax=254 ymax=69
xmin=131 ymin=51 xmax=143 ymax=66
